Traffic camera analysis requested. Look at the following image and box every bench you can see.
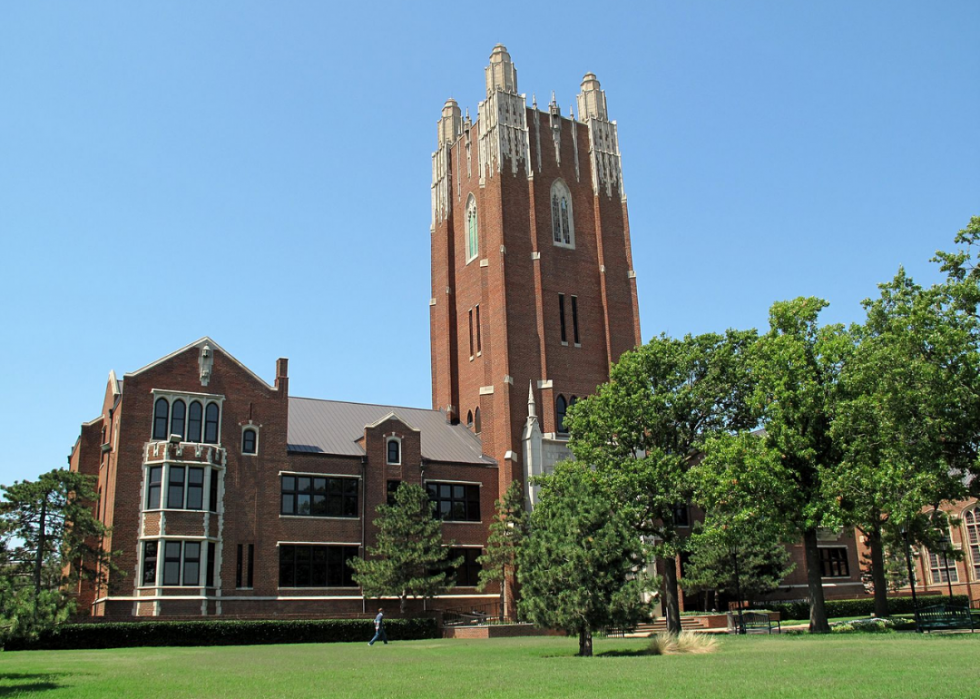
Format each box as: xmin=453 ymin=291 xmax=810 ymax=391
xmin=915 ymin=604 xmax=976 ymax=633
xmin=728 ymin=611 xmax=781 ymax=635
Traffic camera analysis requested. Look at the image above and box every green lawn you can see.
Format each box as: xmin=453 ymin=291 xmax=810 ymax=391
xmin=1 ymin=633 xmax=978 ymax=698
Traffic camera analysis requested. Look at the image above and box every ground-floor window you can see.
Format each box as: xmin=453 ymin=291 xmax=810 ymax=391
xmin=278 ymin=544 xmax=359 ymax=588
xmin=819 ymin=547 xmax=849 ymax=578
xmin=450 ymin=547 xmax=483 ymax=587
xmin=142 ymin=539 xmax=215 ymax=587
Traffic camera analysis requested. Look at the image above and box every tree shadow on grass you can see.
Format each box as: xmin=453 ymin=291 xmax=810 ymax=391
xmin=596 ymin=649 xmax=651 ymax=657
xmin=0 ymin=672 xmax=67 ymax=696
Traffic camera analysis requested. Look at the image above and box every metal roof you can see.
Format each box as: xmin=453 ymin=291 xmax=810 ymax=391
xmin=288 ymin=397 xmax=494 ymax=466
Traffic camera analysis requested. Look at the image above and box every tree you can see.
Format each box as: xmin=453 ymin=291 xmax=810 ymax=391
xmin=566 ymin=330 xmax=756 ymax=634
xmin=689 ymin=432 xmax=795 ymax=617
xmin=749 ymin=297 xmax=853 ymax=633
xmin=476 ymin=480 xmax=527 ymax=621
xmin=828 ymin=268 xmax=980 ymax=616
xmin=349 ymin=482 xmax=460 ymax=615
xmin=0 ymin=469 xmax=113 ymax=644
xmin=517 ymin=462 xmax=648 ymax=657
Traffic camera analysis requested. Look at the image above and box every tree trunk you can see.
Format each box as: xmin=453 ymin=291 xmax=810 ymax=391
xmin=400 ymin=593 xmax=407 ymax=615
xmin=866 ymin=526 xmax=890 ymax=618
xmin=33 ymin=495 xmax=48 ymax=623
xmin=578 ymin=628 xmax=593 ymax=657
xmin=662 ymin=555 xmax=682 ymax=635
xmin=802 ymin=528 xmax=830 ymax=633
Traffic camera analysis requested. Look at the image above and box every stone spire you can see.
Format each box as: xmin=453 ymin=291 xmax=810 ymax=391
xmin=485 ymin=44 xmax=518 ymax=96
xmin=527 ymin=382 xmax=536 ymax=419
xmin=437 ymin=98 xmax=462 ymax=147
xmin=576 ymin=72 xmax=608 ymax=121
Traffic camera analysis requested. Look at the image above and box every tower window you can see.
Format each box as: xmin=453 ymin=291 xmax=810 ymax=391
xmin=551 ymin=180 xmax=575 ymax=248
xmin=468 ymin=309 xmax=474 ymax=358
xmin=204 ymin=403 xmax=220 ymax=444
xmin=466 ymin=197 xmax=479 ymax=262
xmin=187 ymin=401 xmax=203 ymax=442
xmin=571 ymin=295 xmax=580 ymax=345
xmin=475 ymin=304 xmax=482 ymax=354
xmin=466 ymin=411 xmax=473 ymax=429
xmin=556 ymin=395 xmax=568 ymax=434
xmin=170 ymin=399 xmax=186 ymax=439
xmin=474 ymin=407 xmax=481 ymax=434
xmin=558 ymin=294 xmax=567 ymax=344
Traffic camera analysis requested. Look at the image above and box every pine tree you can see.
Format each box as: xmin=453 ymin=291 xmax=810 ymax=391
xmin=476 ymin=480 xmax=526 ymax=621
xmin=349 ymin=483 xmax=460 ymax=615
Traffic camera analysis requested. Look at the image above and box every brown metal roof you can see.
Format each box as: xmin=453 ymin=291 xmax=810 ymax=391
xmin=288 ymin=397 xmax=494 ymax=466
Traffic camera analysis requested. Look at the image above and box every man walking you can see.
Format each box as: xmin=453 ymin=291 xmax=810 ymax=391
xmin=368 ymin=607 xmax=388 ymax=646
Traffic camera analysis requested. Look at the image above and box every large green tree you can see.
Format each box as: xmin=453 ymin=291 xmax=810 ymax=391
xmin=749 ymin=297 xmax=852 ymax=633
xmin=0 ymin=469 xmax=112 ymax=644
xmin=828 ymin=268 xmax=980 ymax=616
xmin=349 ymin=482 xmax=460 ymax=615
xmin=689 ymin=432 xmax=795 ymax=616
xmin=476 ymin=480 xmax=527 ymax=621
xmin=517 ymin=462 xmax=648 ymax=657
xmin=566 ymin=330 xmax=756 ymax=633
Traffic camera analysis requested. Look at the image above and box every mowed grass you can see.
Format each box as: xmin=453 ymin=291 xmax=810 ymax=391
xmin=2 ymin=633 xmax=979 ymax=699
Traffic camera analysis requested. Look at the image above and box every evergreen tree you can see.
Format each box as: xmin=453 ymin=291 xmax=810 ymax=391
xmin=349 ymin=482 xmax=460 ymax=615
xmin=476 ymin=480 xmax=527 ymax=621
xmin=517 ymin=462 xmax=648 ymax=657
xmin=0 ymin=469 xmax=113 ymax=645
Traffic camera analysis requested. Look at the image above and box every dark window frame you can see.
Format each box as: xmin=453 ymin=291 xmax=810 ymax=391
xmin=819 ymin=547 xmax=850 ymax=578
xmin=450 ymin=547 xmax=483 ymax=587
xmin=280 ymin=475 xmax=359 ymax=518
xmin=142 ymin=541 xmax=158 ymax=585
xmin=187 ymin=401 xmax=203 ymax=442
xmin=387 ymin=439 xmax=400 ymax=465
xmin=170 ymin=399 xmax=186 ymax=439
xmin=146 ymin=466 xmax=163 ymax=509
xmin=204 ymin=403 xmax=220 ymax=444
xmin=278 ymin=544 xmax=359 ymax=588
xmin=571 ymin=295 xmax=580 ymax=345
xmin=153 ymin=398 xmax=170 ymax=440
xmin=427 ymin=481 xmax=481 ymax=522
xmin=242 ymin=427 xmax=257 ymax=454
xmin=558 ymin=293 xmax=567 ymax=343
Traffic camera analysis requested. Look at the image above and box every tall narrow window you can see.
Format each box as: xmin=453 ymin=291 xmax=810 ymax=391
xmin=143 ymin=542 xmax=158 ymax=585
xmin=146 ymin=466 xmax=163 ymax=509
xmin=556 ymin=395 xmax=568 ymax=433
xmin=387 ymin=439 xmax=400 ymax=465
xmin=163 ymin=542 xmax=182 ymax=586
xmin=242 ymin=428 xmax=257 ymax=454
xmin=550 ymin=180 xmax=575 ymax=248
xmin=571 ymin=295 xmax=580 ymax=344
xmin=236 ymin=544 xmax=244 ymax=588
xmin=170 ymin=399 xmax=186 ymax=439
xmin=247 ymin=543 xmax=255 ymax=588
xmin=183 ymin=542 xmax=201 ymax=586
xmin=153 ymin=398 xmax=169 ymax=439
xmin=466 ymin=411 xmax=473 ymax=429
xmin=204 ymin=403 xmax=220 ymax=444
xmin=474 ymin=407 xmax=481 ymax=434
xmin=206 ymin=542 xmax=216 ymax=587
xmin=475 ymin=304 xmax=482 ymax=353
xmin=187 ymin=401 xmax=203 ymax=442
xmin=209 ymin=469 xmax=219 ymax=512
xmin=927 ymin=527 xmax=959 ymax=584
xmin=965 ymin=508 xmax=980 ymax=581
xmin=167 ymin=467 xmax=186 ymax=509
xmin=558 ymin=294 xmax=567 ymax=343
xmin=468 ymin=309 xmax=474 ymax=358
xmin=466 ymin=197 xmax=478 ymax=262
xmin=186 ymin=467 xmax=204 ymax=510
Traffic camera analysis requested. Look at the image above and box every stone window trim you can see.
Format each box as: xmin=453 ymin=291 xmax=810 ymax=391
xmin=150 ymin=390 xmax=225 ymax=445
xmin=139 ymin=536 xmax=216 ymax=588
xmin=241 ymin=424 xmax=259 ymax=456
xmin=143 ymin=463 xmax=221 ymax=514
xmin=386 ymin=436 xmax=402 ymax=465
xmin=465 ymin=195 xmax=479 ymax=263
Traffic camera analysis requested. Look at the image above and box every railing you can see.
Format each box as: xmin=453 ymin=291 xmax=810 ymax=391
xmin=440 ymin=601 xmax=514 ymax=626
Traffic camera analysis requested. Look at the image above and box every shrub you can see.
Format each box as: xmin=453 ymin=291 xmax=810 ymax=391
xmin=646 ymin=631 xmax=718 ymax=656
xmin=5 ymin=617 xmax=440 ymax=651
xmin=830 ymin=618 xmax=895 ymax=634
xmin=766 ymin=595 xmax=968 ymax=621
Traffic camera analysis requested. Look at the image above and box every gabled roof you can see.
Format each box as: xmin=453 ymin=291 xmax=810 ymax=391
xmin=288 ymin=397 xmax=494 ymax=466
xmin=124 ymin=337 xmax=274 ymax=389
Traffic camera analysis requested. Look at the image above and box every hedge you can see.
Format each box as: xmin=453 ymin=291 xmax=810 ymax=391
xmin=5 ymin=617 xmax=440 ymax=651
xmin=766 ymin=595 xmax=970 ymax=621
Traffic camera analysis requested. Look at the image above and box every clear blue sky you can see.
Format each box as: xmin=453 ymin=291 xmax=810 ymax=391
xmin=1 ymin=2 xmax=977 ymax=487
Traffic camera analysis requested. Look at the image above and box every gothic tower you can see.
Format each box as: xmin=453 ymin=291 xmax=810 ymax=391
xmin=430 ymin=45 xmax=642 ymax=500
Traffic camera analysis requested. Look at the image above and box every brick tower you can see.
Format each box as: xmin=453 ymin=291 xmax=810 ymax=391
xmin=430 ymin=45 xmax=642 ymax=500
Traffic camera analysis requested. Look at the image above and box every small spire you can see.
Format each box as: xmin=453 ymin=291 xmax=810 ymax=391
xmin=532 ymin=93 xmax=537 ymax=109
xmin=527 ymin=382 xmax=536 ymax=418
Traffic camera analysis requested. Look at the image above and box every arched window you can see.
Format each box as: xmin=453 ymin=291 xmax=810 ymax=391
xmin=466 ymin=196 xmax=478 ymax=262
xmin=474 ymin=408 xmax=481 ymax=434
xmin=925 ymin=516 xmax=959 ymax=585
xmin=964 ymin=507 xmax=980 ymax=581
xmin=187 ymin=401 xmax=203 ymax=442
xmin=170 ymin=399 xmax=186 ymax=439
xmin=242 ymin=428 xmax=257 ymax=455
xmin=153 ymin=398 xmax=170 ymax=440
xmin=466 ymin=411 xmax=473 ymax=429
xmin=550 ymin=180 xmax=574 ymax=248
xmin=204 ymin=403 xmax=220 ymax=444
xmin=556 ymin=395 xmax=568 ymax=434
xmin=387 ymin=438 xmax=401 ymax=465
